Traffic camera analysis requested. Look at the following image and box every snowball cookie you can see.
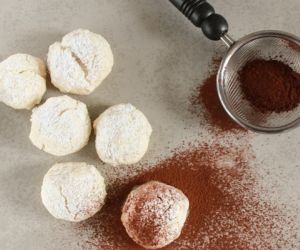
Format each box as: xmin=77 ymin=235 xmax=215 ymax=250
xmin=47 ymin=29 xmax=114 ymax=95
xmin=94 ymin=104 xmax=152 ymax=166
xmin=30 ymin=95 xmax=91 ymax=156
xmin=0 ymin=54 xmax=46 ymax=109
xmin=41 ymin=162 xmax=106 ymax=222
xmin=121 ymin=181 xmax=189 ymax=249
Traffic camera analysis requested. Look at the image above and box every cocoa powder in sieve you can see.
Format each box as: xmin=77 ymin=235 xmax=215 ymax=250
xmin=239 ymin=59 xmax=300 ymax=113
xmin=78 ymin=143 xmax=296 ymax=249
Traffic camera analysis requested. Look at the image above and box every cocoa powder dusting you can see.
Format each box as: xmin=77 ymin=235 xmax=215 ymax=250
xmin=196 ymin=74 xmax=243 ymax=132
xmin=190 ymin=58 xmax=245 ymax=133
xmin=239 ymin=59 xmax=300 ymax=113
xmin=78 ymin=143 xmax=297 ymax=249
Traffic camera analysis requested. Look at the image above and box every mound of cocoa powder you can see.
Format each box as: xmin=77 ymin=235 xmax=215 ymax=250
xmin=77 ymin=143 xmax=297 ymax=249
xmin=239 ymin=59 xmax=300 ymax=113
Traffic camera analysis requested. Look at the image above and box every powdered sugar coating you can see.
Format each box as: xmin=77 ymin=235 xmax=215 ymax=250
xmin=121 ymin=181 xmax=189 ymax=249
xmin=29 ymin=95 xmax=91 ymax=156
xmin=47 ymin=29 xmax=113 ymax=95
xmin=0 ymin=54 xmax=46 ymax=109
xmin=94 ymin=104 xmax=152 ymax=166
xmin=41 ymin=162 xmax=106 ymax=222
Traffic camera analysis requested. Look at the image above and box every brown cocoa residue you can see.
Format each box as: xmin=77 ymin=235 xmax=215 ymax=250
xmin=78 ymin=143 xmax=296 ymax=249
xmin=239 ymin=59 xmax=300 ymax=113
xmin=191 ymin=74 xmax=244 ymax=132
xmin=287 ymin=40 xmax=300 ymax=53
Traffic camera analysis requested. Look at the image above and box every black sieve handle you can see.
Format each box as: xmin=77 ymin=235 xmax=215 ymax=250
xmin=169 ymin=0 xmax=228 ymax=41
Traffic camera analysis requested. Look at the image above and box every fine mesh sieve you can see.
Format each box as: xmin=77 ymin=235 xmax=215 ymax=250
xmin=170 ymin=0 xmax=300 ymax=133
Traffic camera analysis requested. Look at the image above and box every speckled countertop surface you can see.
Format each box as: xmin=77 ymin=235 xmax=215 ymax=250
xmin=1 ymin=1 xmax=300 ymax=249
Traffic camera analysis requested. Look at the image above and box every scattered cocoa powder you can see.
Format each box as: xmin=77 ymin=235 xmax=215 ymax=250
xmin=75 ymin=56 xmax=299 ymax=250
xmin=239 ymin=59 xmax=300 ymax=113
xmin=201 ymin=74 xmax=243 ymax=132
xmin=77 ymin=143 xmax=298 ymax=249
xmin=191 ymin=73 xmax=244 ymax=133
xmin=190 ymin=56 xmax=245 ymax=133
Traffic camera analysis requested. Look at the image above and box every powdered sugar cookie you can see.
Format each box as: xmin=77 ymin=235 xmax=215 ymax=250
xmin=29 ymin=95 xmax=91 ymax=156
xmin=0 ymin=54 xmax=46 ymax=109
xmin=41 ymin=162 xmax=106 ymax=222
xmin=47 ymin=29 xmax=114 ymax=95
xmin=93 ymin=104 xmax=152 ymax=166
xmin=121 ymin=181 xmax=189 ymax=249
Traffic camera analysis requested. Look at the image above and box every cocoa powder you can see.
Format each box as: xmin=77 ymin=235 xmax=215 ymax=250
xmin=78 ymin=143 xmax=296 ymax=249
xmin=190 ymin=59 xmax=245 ymax=133
xmin=287 ymin=40 xmax=300 ymax=53
xmin=75 ymin=57 xmax=299 ymax=250
xmin=195 ymin=74 xmax=243 ymax=132
xmin=239 ymin=59 xmax=300 ymax=113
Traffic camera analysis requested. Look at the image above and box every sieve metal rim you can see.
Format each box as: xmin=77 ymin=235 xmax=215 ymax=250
xmin=217 ymin=30 xmax=300 ymax=134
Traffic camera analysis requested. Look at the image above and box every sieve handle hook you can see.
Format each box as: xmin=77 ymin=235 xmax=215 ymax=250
xmin=169 ymin=0 xmax=235 ymax=47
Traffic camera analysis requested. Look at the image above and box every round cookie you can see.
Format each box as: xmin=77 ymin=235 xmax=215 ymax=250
xmin=47 ymin=29 xmax=114 ymax=95
xmin=93 ymin=104 xmax=152 ymax=166
xmin=41 ymin=162 xmax=106 ymax=222
xmin=29 ymin=95 xmax=91 ymax=156
xmin=0 ymin=54 xmax=46 ymax=109
xmin=121 ymin=181 xmax=189 ymax=249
